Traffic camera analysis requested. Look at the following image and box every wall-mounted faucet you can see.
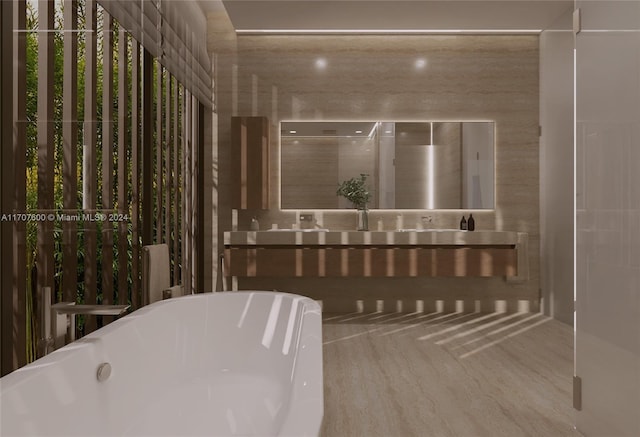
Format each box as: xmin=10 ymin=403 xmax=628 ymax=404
xmin=299 ymin=212 xmax=315 ymax=229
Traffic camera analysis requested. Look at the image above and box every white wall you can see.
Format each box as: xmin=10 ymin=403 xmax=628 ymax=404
xmin=575 ymin=1 xmax=640 ymax=435
xmin=539 ymin=30 xmax=574 ymax=325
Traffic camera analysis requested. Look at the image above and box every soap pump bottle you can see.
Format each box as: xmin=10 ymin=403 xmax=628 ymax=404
xmin=395 ymin=215 xmax=403 ymax=231
xmin=250 ymin=217 xmax=259 ymax=231
xmin=467 ymin=214 xmax=475 ymax=231
xmin=460 ymin=215 xmax=467 ymax=230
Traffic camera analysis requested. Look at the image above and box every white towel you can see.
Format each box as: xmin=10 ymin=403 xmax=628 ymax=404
xmin=143 ymin=244 xmax=171 ymax=304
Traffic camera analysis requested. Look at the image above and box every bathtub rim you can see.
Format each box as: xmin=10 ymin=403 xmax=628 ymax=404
xmin=1 ymin=291 xmax=324 ymax=437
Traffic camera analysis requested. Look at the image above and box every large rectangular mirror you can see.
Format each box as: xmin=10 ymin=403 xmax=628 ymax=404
xmin=281 ymin=121 xmax=495 ymax=210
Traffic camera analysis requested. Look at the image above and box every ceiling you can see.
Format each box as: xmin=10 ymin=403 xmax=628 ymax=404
xmin=203 ymin=0 xmax=573 ymax=33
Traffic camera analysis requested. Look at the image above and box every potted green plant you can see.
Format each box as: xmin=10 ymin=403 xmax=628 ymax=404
xmin=336 ymin=174 xmax=371 ymax=231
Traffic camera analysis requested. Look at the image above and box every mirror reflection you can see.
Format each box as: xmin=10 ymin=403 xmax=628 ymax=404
xmin=281 ymin=121 xmax=494 ymax=210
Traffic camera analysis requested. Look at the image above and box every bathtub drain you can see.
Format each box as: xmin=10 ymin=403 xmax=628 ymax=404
xmin=96 ymin=362 xmax=112 ymax=382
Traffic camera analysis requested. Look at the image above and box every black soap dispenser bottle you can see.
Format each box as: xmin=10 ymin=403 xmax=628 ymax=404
xmin=250 ymin=216 xmax=259 ymax=231
xmin=460 ymin=215 xmax=467 ymax=230
xmin=468 ymin=214 xmax=475 ymax=231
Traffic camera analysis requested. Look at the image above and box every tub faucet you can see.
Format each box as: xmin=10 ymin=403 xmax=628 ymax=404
xmin=52 ymin=303 xmax=130 ymax=345
xmin=41 ymin=296 xmax=130 ymax=354
xmin=37 ymin=336 xmax=55 ymax=357
xmin=38 ymin=287 xmax=56 ymax=356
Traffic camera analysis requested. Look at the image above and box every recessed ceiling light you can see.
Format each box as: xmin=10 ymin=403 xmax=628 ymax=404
xmin=355 ymin=130 xmax=363 ymax=134
xmin=415 ymin=58 xmax=427 ymax=69
xmin=315 ymin=58 xmax=327 ymax=70
xmin=289 ymin=130 xmax=297 ymax=134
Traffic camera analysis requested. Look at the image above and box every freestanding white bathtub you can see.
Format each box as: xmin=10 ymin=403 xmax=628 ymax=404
xmin=0 ymin=291 xmax=323 ymax=436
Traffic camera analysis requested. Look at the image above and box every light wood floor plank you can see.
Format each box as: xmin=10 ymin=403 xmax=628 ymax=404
xmin=321 ymin=312 xmax=581 ymax=437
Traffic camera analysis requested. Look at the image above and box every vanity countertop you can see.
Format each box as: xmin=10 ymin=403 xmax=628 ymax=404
xmin=224 ymin=230 xmax=523 ymax=246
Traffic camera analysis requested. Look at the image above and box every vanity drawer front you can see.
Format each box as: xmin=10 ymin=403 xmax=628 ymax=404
xmin=224 ymin=246 xmax=517 ymax=278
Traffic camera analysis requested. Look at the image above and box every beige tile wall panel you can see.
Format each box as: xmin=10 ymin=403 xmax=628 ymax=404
xmin=210 ymin=31 xmax=540 ymax=310
xmin=281 ymin=137 xmax=339 ymax=209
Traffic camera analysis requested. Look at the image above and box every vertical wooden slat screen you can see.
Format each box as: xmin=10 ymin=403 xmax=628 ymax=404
xmin=173 ymin=84 xmax=181 ymax=285
xmin=36 ymin=0 xmax=55 ymax=356
xmin=12 ymin=0 xmax=28 ymax=370
xmin=101 ymin=13 xmax=114 ymax=316
xmin=191 ymin=94 xmax=196 ymax=293
xmin=156 ymin=64 xmax=163 ymax=243
xmin=83 ymin=0 xmax=98 ymax=333
xmin=62 ymin=0 xmax=78 ymax=306
xmin=182 ymin=90 xmax=188 ymax=294
xmin=187 ymin=95 xmax=194 ymax=293
xmin=192 ymin=98 xmax=199 ymax=292
xmin=0 ymin=0 xmax=7 ymax=374
xmin=171 ymin=81 xmax=180 ymax=284
xmin=142 ymin=49 xmax=153 ymax=249
xmin=117 ymin=28 xmax=128 ymax=306
xmin=1 ymin=0 xmax=16 ymax=376
xmin=131 ymin=40 xmax=141 ymax=309
xmin=183 ymin=91 xmax=192 ymax=294
xmin=189 ymin=96 xmax=194 ymax=293
xmin=197 ymin=102 xmax=205 ymax=292
xmin=2 ymin=1 xmax=205 ymax=367
xmin=165 ymin=74 xmax=172 ymax=258
xmin=192 ymin=100 xmax=198 ymax=292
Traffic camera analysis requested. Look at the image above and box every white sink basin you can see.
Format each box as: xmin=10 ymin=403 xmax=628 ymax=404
xmin=266 ymin=228 xmax=329 ymax=232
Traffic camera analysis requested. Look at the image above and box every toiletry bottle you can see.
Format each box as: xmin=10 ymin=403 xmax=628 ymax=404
xmin=395 ymin=215 xmax=403 ymax=231
xmin=250 ymin=217 xmax=259 ymax=231
xmin=460 ymin=215 xmax=467 ymax=230
xmin=468 ymin=214 xmax=475 ymax=231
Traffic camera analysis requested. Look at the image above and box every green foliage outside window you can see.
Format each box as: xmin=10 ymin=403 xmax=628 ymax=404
xmin=21 ymin=0 xmax=179 ymax=360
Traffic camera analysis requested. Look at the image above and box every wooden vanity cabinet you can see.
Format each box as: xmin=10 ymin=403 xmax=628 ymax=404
xmin=231 ymin=116 xmax=269 ymax=209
